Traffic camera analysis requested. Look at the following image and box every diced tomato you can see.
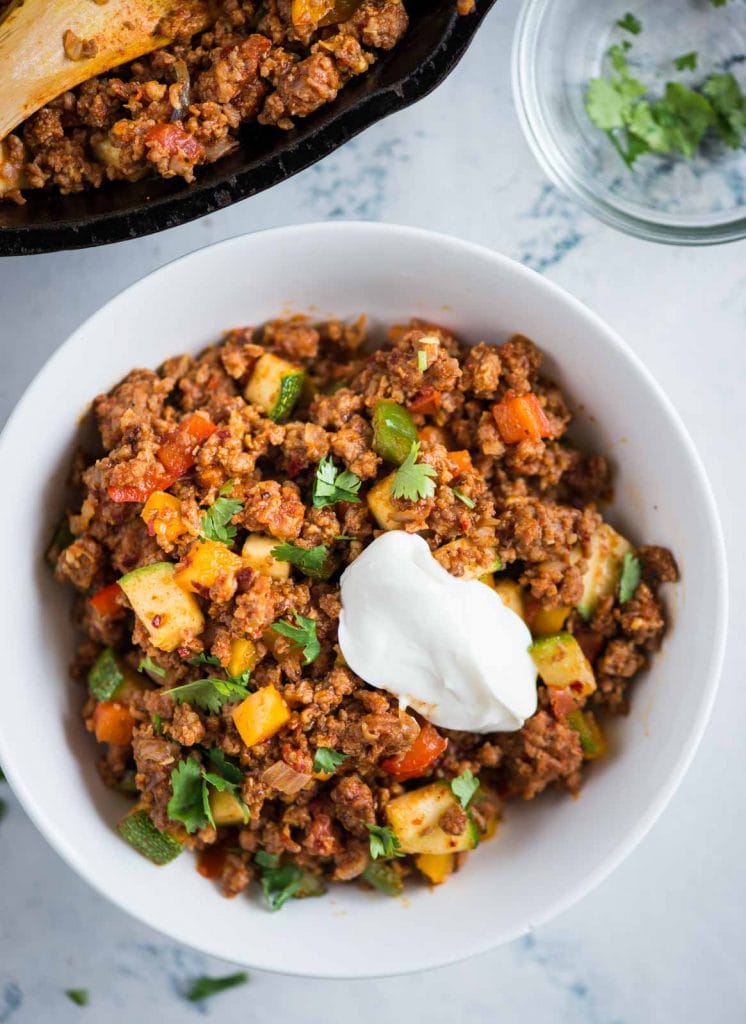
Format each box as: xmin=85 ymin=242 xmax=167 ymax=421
xmin=92 ymin=701 xmax=134 ymax=745
xmin=548 ymin=686 xmax=579 ymax=720
xmin=492 ymin=393 xmax=553 ymax=444
xmin=197 ymin=845 xmax=228 ymax=880
xmin=447 ymin=450 xmax=472 ymax=479
xmin=145 ymin=122 xmax=204 ymax=161
xmin=89 ymin=582 xmax=124 ymax=618
xmin=408 ymin=388 xmax=442 ymax=416
xmin=108 ymin=413 xmax=217 ymax=503
xmin=381 ymin=722 xmax=448 ymax=781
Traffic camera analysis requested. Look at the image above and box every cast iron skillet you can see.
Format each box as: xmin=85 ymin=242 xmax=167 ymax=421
xmin=0 ymin=0 xmax=497 ymax=256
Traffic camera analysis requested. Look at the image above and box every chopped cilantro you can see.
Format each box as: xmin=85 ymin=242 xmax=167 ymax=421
xmin=271 ymin=541 xmax=333 ymax=580
xmin=187 ymin=651 xmax=222 ymax=668
xmin=138 ymin=656 xmax=166 ymax=678
xmin=201 ymin=481 xmax=243 ymax=545
xmin=711 ymin=0 xmax=728 ymax=6
xmin=451 ymin=769 xmax=479 ymax=810
xmin=186 ymin=973 xmax=248 ymax=1002
xmin=272 ymin=611 xmax=320 ymax=665
xmin=452 ymin=487 xmax=475 ymax=509
xmin=616 ymin=12 xmax=641 ymax=34
xmin=391 ymin=441 xmax=437 ymax=502
xmin=674 ymin=51 xmax=698 ymax=72
xmin=618 ymin=552 xmax=642 ymax=604
xmin=703 ymin=73 xmax=746 ymax=148
xmin=365 ymin=823 xmax=404 ymax=860
xmin=312 ymin=457 xmax=362 ymax=508
xmin=207 ymin=748 xmax=243 ymax=786
xmin=65 ymin=989 xmax=89 ymax=1007
xmin=417 ymin=350 xmax=428 ymax=372
xmin=166 ymin=677 xmax=250 ymax=714
xmin=152 ymin=714 xmax=163 ymax=735
xmin=254 ymin=853 xmax=304 ymax=910
xmin=167 ymin=758 xmax=207 ymax=834
xmin=313 ymin=747 xmax=347 ymax=774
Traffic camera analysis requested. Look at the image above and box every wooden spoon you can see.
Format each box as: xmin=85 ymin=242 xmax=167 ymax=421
xmin=0 ymin=0 xmax=215 ymax=141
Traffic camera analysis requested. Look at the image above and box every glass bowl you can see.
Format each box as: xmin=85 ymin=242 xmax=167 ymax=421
xmin=512 ymin=0 xmax=746 ymax=244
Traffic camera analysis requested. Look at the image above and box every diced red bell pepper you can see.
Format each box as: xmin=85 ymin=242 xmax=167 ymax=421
xmin=381 ymin=722 xmax=448 ymax=781
xmin=447 ymin=450 xmax=472 ymax=479
xmin=145 ymin=123 xmax=204 ymax=162
xmin=408 ymin=388 xmax=442 ymax=416
xmin=108 ymin=413 xmax=217 ymax=503
xmin=492 ymin=393 xmax=553 ymax=444
xmin=89 ymin=581 xmax=123 ymax=618
xmin=548 ymin=686 xmax=580 ymax=720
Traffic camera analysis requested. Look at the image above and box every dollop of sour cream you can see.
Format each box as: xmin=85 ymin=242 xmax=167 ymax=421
xmin=338 ymin=532 xmax=537 ymax=733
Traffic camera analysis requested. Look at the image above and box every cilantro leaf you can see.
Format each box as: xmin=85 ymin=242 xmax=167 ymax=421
xmin=166 ymin=677 xmax=250 ymax=714
xmin=313 ymin=747 xmax=347 ymax=774
xmin=674 ymin=51 xmax=698 ymax=72
xmin=201 ymin=482 xmax=243 ymax=545
xmin=186 ymin=652 xmax=222 ymax=668
xmin=271 ymin=541 xmax=333 ymax=581
xmin=365 ymin=823 xmax=404 ymax=860
xmin=391 ymin=441 xmax=437 ymax=502
xmin=616 ymin=12 xmax=641 ymax=34
xmin=618 ymin=552 xmax=642 ymax=604
xmin=711 ymin=0 xmax=728 ymax=6
xmin=450 ymin=769 xmax=480 ymax=810
xmin=186 ymin=973 xmax=248 ymax=1002
xmin=168 ymin=758 xmax=208 ymax=834
xmin=138 ymin=655 xmax=166 ymax=678
xmin=254 ymin=854 xmax=304 ymax=910
xmin=452 ymin=487 xmax=475 ymax=509
xmin=702 ymin=73 xmax=746 ymax=148
xmin=312 ymin=457 xmax=362 ymax=509
xmin=152 ymin=713 xmax=163 ymax=735
xmin=272 ymin=611 xmax=320 ymax=665
xmin=207 ymin=748 xmax=243 ymax=786
xmin=65 ymin=989 xmax=89 ymax=1007
xmin=654 ymin=82 xmax=714 ymax=158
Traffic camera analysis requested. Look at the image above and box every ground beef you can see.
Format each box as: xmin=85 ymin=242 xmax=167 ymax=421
xmin=52 ymin=314 xmax=676 ymax=905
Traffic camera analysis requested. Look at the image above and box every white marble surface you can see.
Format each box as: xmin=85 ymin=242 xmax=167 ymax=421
xmin=1 ymin=1 xmax=744 ymax=1020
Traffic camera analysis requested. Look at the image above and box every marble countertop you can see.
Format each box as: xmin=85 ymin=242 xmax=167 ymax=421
xmin=1 ymin=1 xmax=744 ymax=1020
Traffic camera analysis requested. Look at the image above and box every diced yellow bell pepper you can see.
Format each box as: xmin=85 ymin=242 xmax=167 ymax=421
xmin=209 ymin=788 xmax=247 ymax=826
xmin=415 ymin=852 xmax=455 ymax=885
xmin=478 ymin=572 xmax=497 ymax=590
xmin=174 ymin=539 xmax=243 ymax=593
xmin=531 ymin=605 xmax=571 ymax=637
xmin=494 ymin=579 xmax=525 ymax=620
xmin=141 ymin=491 xmax=187 ymax=544
xmin=227 ymin=638 xmax=260 ymax=678
xmin=232 ymin=684 xmax=291 ymax=748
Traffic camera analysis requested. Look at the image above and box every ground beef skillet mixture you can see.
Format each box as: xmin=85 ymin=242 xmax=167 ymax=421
xmin=0 ymin=0 xmax=412 ymax=203
xmin=49 ymin=316 xmax=678 ymax=907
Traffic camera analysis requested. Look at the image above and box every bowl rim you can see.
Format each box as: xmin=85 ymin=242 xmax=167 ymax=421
xmin=511 ymin=0 xmax=746 ymax=246
xmin=0 ymin=1 xmax=497 ymax=257
xmin=0 ymin=222 xmax=729 ymax=976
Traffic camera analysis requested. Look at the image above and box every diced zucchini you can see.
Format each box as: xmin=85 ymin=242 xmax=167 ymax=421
xmin=118 ymin=808 xmax=183 ymax=865
xmin=529 ymin=632 xmax=596 ymax=696
xmin=366 ymin=472 xmax=401 ymax=531
xmin=385 ymin=782 xmax=479 ymax=855
xmin=241 ymin=534 xmax=291 ymax=580
xmin=567 ymin=709 xmax=608 ymax=760
xmin=362 ymin=860 xmax=404 ymax=896
xmin=245 ymin=352 xmax=305 ymax=422
xmin=577 ymin=523 xmax=633 ymax=620
xmin=118 ymin=562 xmax=205 ymax=653
xmin=88 ymin=648 xmax=125 ymax=701
xmin=494 ymin=578 xmax=525 ymax=619
xmin=209 ymin=789 xmax=248 ymax=827
xmin=434 ymin=537 xmax=502 ymax=580
xmin=174 ymin=539 xmax=243 ymax=594
xmin=415 ymin=852 xmax=455 ymax=885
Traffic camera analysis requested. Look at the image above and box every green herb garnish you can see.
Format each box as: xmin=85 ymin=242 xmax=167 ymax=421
xmin=272 ymin=611 xmax=320 ymax=665
xmin=65 ymin=989 xmax=89 ymax=1007
xmin=201 ymin=481 xmax=243 ymax=545
xmin=391 ymin=441 xmax=437 ymax=502
xmin=152 ymin=714 xmax=163 ymax=735
xmin=271 ymin=541 xmax=333 ymax=580
xmin=254 ymin=853 xmax=304 ymax=910
xmin=312 ymin=456 xmax=362 ymax=509
xmin=168 ymin=755 xmax=248 ymax=833
xmin=450 ymin=769 xmax=479 ymax=810
xmin=703 ymin=73 xmax=746 ymax=148
xmin=365 ymin=823 xmax=404 ymax=860
xmin=452 ymin=487 xmax=475 ymax=509
xmin=616 ymin=11 xmax=641 ymax=34
xmin=138 ymin=656 xmax=166 ymax=678
xmin=618 ymin=552 xmax=642 ymax=604
xmin=187 ymin=652 xmax=222 ymax=668
xmin=166 ymin=677 xmax=250 ymax=714
xmin=207 ymin=747 xmax=243 ymax=786
xmin=673 ymin=51 xmax=698 ymax=72
xmin=186 ymin=973 xmax=248 ymax=1002
xmin=312 ymin=747 xmax=347 ymax=774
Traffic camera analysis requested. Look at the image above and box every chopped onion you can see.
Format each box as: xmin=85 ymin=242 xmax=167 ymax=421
xmin=262 ymin=760 xmax=311 ymax=795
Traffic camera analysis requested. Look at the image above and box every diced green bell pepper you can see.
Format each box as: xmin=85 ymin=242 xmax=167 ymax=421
xmin=372 ymin=400 xmax=419 ymax=465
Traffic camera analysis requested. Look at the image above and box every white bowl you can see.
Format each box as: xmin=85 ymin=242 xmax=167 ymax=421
xmin=0 ymin=223 xmax=727 ymax=978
